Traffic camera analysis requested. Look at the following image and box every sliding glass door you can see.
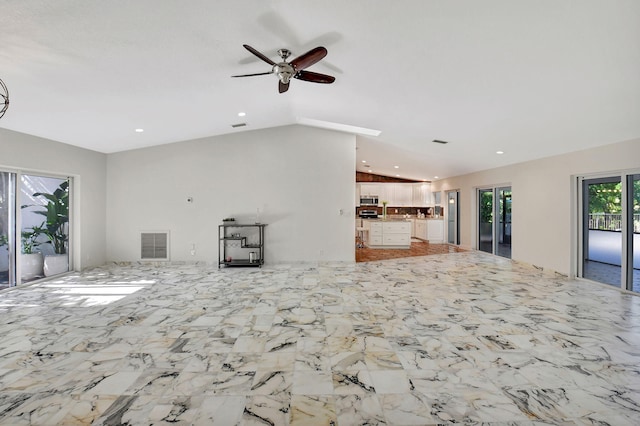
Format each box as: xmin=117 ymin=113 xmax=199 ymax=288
xmin=628 ymin=174 xmax=639 ymax=292
xmin=478 ymin=186 xmax=512 ymax=258
xmin=447 ymin=190 xmax=460 ymax=245
xmin=582 ymin=177 xmax=622 ymax=286
xmin=0 ymin=170 xmax=70 ymax=288
xmin=478 ymin=189 xmax=494 ymax=254
xmin=497 ymin=187 xmax=512 ymax=258
xmin=20 ymin=174 xmax=70 ymax=282
xmin=1 ymin=172 xmax=16 ymax=289
xmin=580 ymin=173 xmax=639 ymax=292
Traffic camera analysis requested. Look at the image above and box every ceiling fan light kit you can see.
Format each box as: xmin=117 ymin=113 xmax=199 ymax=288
xmin=0 ymin=78 xmax=9 ymax=119
xmin=232 ymin=44 xmax=335 ymax=93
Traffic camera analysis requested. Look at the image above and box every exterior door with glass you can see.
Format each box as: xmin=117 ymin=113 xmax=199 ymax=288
xmin=478 ymin=186 xmax=512 ymax=259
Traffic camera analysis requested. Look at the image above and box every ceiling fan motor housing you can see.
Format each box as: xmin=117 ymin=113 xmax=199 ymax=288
xmin=273 ymin=63 xmax=295 ymax=84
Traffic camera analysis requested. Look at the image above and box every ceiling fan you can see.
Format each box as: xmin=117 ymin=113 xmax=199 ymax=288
xmin=232 ymin=44 xmax=335 ymax=93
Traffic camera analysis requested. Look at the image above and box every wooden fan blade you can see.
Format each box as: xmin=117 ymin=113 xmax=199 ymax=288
xmin=290 ymin=46 xmax=327 ymax=71
xmin=231 ymin=71 xmax=274 ymax=78
xmin=295 ymin=70 xmax=335 ymax=84
xmin=243 ymin=44 xmax=276 ymax=66
xmin=279 ymin=80 xmax=290 ymax=93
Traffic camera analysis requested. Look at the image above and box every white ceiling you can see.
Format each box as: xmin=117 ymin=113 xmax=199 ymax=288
xmin=1 ymin=1 xmax=639 ymax=181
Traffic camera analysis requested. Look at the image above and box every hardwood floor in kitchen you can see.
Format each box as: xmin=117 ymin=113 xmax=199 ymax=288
xmin=356 ymin=239 xmax=467 ymax=262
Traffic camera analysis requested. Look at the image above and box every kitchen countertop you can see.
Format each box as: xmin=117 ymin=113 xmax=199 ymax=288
xmin=361 ymin=218 xmax=411 ymax=222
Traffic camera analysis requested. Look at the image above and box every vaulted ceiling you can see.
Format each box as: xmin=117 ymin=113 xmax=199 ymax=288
xmin=2 ymin=1 xmax=639 ymax=181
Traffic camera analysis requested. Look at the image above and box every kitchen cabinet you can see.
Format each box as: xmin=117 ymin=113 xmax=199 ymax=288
xmin=357 ymin=182 xmax=430 ymax=207
xmin=427 ymin=220 xmax=444 ymax=243
xmin=367 ymin=220 xmax=411 ymax=248
xmin=394 ymin=184 xmax=413 ymax=207
xmin=359 ymin=184 xmax=379 ymax=197
xmin=415 ymin=219 xmax=428 ymax=240
xmin=414 ymin=218 xmax=444 ymax=243
xmin=412 ymin=183 xmax=431 ymax=207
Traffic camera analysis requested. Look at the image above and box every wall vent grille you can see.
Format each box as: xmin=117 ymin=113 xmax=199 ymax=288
xmin=231 ymin=123 xmax=247 ymax=128
xmin=141 ymin=232 xmax=169 ymax=260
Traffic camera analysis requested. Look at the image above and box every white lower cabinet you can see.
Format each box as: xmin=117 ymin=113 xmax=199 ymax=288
xmin=415 ymin=219 xmax=428 ymax=240
xmin=368 ymin=221 xmax=411 ymax=248
xmin=427 ymin=220 xmax=444 ymax=243
xmin=414 ymin=219 xmax=444 ymax=243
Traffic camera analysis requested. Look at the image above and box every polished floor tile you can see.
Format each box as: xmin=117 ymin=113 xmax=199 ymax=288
xmin=1 ymin=252 xmax=640 ymax=424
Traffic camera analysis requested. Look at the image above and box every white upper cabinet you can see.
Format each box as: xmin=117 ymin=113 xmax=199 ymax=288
xmin=357 ymin=182 xmax=432 ymax=207
xmin=359 ymin=184 xmax=379 ymax=197
xmin=412 ymin=183 xmax=431 ymax=207
xmin=394 ymin=184 xmax=413 ymax=206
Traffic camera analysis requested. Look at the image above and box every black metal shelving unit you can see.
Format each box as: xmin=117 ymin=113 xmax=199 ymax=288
xmin=218 ymin=223 xmax=266 ymax=268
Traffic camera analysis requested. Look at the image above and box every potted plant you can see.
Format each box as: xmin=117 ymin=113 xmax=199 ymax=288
xmin=21 ymin=223 xmax=45 ymax=281
xmin=32 ymin=181 xmax=69 ymax=276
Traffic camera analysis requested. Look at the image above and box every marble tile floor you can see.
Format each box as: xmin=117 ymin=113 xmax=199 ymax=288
xmin=1 ymin=252 xmax=640 ymax=425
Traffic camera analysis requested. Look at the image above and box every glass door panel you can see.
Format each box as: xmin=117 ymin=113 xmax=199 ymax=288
xmin=1 ymin=172 xmax=16 ymax=289
xmin=582 ymin=177 xmax=622 ymax=287
xmin=447 ymin=191 xmax=460 ymax=245
xmin=20 ymin=174 xmax=70 ymax=282
xmin=478 ymin=189 xmax=493 ymax=253
xmin=497 ymin=187 xmax=512 ymax=259
xmin=632 ymin=174 xmax=639 ymax=292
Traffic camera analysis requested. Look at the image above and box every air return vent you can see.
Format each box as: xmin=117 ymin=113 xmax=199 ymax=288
xmin=432 ymin=139 xmax=449 ymax=144
xmin=141 ymin=232 xmax=169 ymax=260
xmin=231 ymin=123 xmax=247 ymax=128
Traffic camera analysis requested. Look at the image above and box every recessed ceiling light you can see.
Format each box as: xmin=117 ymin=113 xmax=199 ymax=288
xmin=368 ymin=169 xmax=373 ymax=173
xmin=434 ymin=176 xmax=439 ymax=179
xmin=496 ymin=151 xmax=504 ymax=155
xmin=361 ymin=160 xmax=367 ymax=163
xmin=396 ymin=174 xmax=400 ymax=177
xmin=135 ymin=128 xmax=144 ymax=133
xmin=238 ymin=112 xmax=246 ymax=117
xmin=394 ymin=165 xmax=399 ymax=169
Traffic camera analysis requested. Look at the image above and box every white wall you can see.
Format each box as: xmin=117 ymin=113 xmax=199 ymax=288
xmin=106 ymin=125 xmax=356 ymax=263
xmin=0 ymin=128 xmax=107 ymax=269
xmin=433 ymin=137 xmax=640 ymax=275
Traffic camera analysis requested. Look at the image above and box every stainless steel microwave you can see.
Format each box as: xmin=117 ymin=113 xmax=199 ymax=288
xmin=360 ymin=195 xmax=379 ymax=206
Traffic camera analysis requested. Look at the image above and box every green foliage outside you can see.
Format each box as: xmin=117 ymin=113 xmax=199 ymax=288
xmin=21 ymin=223 xmax=46 ymax=254
xmin=479 ymin=191 xmax=493 ymax=223
xmin=32 ymin=181 xmax=69 ymax=255
xmin=588 ymin=180 xmax=640 ymax=214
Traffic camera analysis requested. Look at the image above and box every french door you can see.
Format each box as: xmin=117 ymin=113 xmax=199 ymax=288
xmin=478 ymin=186 xmax=512 ymax=258
xmin=579 ymin=173 xmax=639 ymax=292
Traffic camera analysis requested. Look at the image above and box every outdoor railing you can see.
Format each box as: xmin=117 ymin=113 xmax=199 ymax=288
xmin=589 ymin=213 xmax=640 ymax=233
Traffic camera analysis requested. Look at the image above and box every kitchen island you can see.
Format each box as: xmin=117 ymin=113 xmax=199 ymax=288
xmin=362 ymin=219 xmax=411 ymax=249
